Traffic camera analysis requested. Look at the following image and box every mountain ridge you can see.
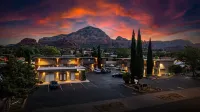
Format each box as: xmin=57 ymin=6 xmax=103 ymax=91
xmin=33 ymin=26 xmax=197 ymax=49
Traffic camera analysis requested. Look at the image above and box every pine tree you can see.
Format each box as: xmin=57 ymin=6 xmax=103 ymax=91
xmin=130 ymin=29 xmax=136 ymax=83
xmin=147 ymin=38 xmax=154 ymax=76
xmin=136 ymin=29 xmax=144 ymax=79
xmin=97 ymin=45 xmax=101 ymax=69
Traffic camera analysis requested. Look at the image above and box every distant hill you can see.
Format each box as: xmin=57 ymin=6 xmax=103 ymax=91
xmin=149 ymin=39 xmax=193 ymax=49
xmin=38 ymin=26 xmax=112 ymax=48
xmin=112 ymin=36 xmax=131 ymax=48
xmin=192 ymin=43 xmax=200 ymax=48
xmin=18 ymin=38 xmax=38 ymax=45
xmin=16 ymin=26 xmax=196 ymax=50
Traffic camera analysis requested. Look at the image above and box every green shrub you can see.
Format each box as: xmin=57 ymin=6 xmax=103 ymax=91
xmin=122 ymin=72 xmax=130 ymax=84
xmin=81 ymin=71 xmax=86 ymax=81
xmin=168 ymin=65 xmax=183 ymax=74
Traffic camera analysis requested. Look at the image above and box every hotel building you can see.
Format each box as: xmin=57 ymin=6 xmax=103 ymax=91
xmin=35 ymin=56 xmax=174 ymax=83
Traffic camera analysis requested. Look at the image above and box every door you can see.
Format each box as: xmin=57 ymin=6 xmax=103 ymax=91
xmin=59 ymin=74 xmax=62 ymax=80
xmin=45 ymin=73 xmax=55 ymax=82
xmin=63 ymin=74 xmax=66 ymax=80
xmin=59 ymin=74 xmax=66 ymax=81
xmin=45 ymin=74 xmax=49 ymax=82
xmin=70 ymin=72 xmax=75 ymax=80
xmin=49 ymin=74 xmax=55 ymax=81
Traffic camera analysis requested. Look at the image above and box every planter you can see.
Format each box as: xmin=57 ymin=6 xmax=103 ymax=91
xmin=123 ymin=84 xmax=162 ymax=93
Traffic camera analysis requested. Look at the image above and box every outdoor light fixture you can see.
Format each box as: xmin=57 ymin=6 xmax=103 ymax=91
xmin=38 ymin=58 xmax=40 ymax=64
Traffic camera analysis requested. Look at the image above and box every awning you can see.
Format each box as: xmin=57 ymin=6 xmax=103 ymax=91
xmin=37 ymin=66 xmax=85 ymax=72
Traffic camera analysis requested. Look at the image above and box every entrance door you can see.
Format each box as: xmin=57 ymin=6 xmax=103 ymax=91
xmin=45 ymin=75 xmax=49 ymax=82
xmin=63 ymin=74 xmax=66 ymax=80
xmin=45 ymin=74 xmax=55 ymax=82
xmin=59 ymin=74 xmax=62 ymax=80
xmin=49 ymin=74 xmax=55 ymax=81
xmin=59 ymin=73 xmax=67 ymax=81
xmin=71 ymin=72 xmax=75 ymax=80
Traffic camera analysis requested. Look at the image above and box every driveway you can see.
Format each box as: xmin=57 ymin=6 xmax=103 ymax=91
xmin=25 ymin=73 xmax=136 ymax=112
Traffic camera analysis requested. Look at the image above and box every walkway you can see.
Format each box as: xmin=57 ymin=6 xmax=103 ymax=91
xmin=33 ymin=87 xmax=200 ymax=112
xmin=38 ymin=79 xmax=90 ymax=85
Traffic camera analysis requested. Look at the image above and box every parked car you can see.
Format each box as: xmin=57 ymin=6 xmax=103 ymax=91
xmin=112 ymin=72 xmax=123 ymax=77
xmin=94 ymin=68 xmax=101 ymax=74
xmin=49 ymin=81 xmax=59 ymax=89
xmin=109 ymin=64 xmax=115 ymax=67
xmin=101 ymin=68 xmax=111 ymax=73
xmin=115 ymin=67 xmax=121 ymax=70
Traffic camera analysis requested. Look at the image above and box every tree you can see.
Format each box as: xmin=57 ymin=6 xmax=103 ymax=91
xmin=15 ymin=46 xmax=34 ymax=64
xmin=40 ymin=46 xmax=61 ymax=56
xmin=115 ymin=48 xmax=130 ymax=58
xmin=0 ymin=56 xmax=37 ymax=99
xmin=168 ymin=65 xmax=183 ymax=74
xmin=97 ymin=45 xmax=101 ymax=69
xmin=130 ymin=29 xmax=136 ymax=83
xmin=0 ymin=47 xmax=14 ymax=55
xmin=92 ymin=47 xmax=97 ymax=57
xmin=176 ymin=46 xmax=200 ymax=77
xmin=122 ymin=72 xmax=131 ymax=84
xmin=136 ymin=29 xmax=144 ymax=79
xmin=147 ymin=38 xmax=154 ymax=76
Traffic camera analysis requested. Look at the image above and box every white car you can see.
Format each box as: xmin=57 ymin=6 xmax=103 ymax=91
xmin=94 ymin=68 xmax=101 ymax=73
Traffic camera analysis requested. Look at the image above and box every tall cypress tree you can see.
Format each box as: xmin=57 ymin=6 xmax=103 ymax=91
xmin=147 ymin=38 xmax=154 ymax=76
xmin=136 ymin=29 xmax=144 ymax=79
xmin=97 ymin=45 xmax=101 ymax=69
xmin=92 ymin=47 xmax=97 ymax=57
xmin=130 ymin=29 xmax=136 ymax=83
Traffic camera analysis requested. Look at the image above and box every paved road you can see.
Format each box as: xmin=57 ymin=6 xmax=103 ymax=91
xmin=127 ymin=97 xmax=200 ymax=112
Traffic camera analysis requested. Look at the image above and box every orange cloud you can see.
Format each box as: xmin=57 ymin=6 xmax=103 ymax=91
xmin=61 ymin=8 xmax=96 ymax=19
xmin=37 ymin=17 xmax=50 ymax=24
xmin=60 ymin=21 xmax=72 ymax=29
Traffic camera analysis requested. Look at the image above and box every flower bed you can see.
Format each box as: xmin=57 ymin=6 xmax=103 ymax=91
xmin=124 ymin=83 xmax=162 ymax=93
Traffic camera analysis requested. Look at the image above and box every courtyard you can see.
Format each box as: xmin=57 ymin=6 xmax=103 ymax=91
xmin=25 ymin=72 xmax=200 ymax=112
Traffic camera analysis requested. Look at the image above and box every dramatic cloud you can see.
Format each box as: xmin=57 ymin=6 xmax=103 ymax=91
xmin=0 ymin=0 xmax=199 ymax=45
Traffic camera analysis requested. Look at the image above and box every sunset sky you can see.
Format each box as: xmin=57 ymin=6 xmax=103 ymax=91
xmin=0 ymin=0 xmax=200 ymax=45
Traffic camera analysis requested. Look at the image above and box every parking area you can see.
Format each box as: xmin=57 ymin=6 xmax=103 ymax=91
xmin=25 ymin=72 xmax=200 ymax=112
xmin=140 ymin=75 xmax=200 ymax=91
xmin=25 ymin=73 xmax=136 ymax=111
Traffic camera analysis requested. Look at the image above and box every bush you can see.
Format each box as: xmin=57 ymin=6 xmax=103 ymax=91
xmin=168 ymin=65 xmax=183 ymax=74
xmin=39 ymin=81 xmax=43 ymax=84
xmin=122 ymin=72 xmax=130 ymax=84
xmin=81 ymin=71 xmax=86 ymax=81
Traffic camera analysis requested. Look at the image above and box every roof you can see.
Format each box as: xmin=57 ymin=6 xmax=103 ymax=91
xmin=37 ymin=66 xmax=86 ymax=71
xmin=34 ymin=57 xmax=95 ymax=59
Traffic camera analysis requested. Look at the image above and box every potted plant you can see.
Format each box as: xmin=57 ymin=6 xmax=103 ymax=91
xmin=122 ymin=72 xmax=130 ymax=84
